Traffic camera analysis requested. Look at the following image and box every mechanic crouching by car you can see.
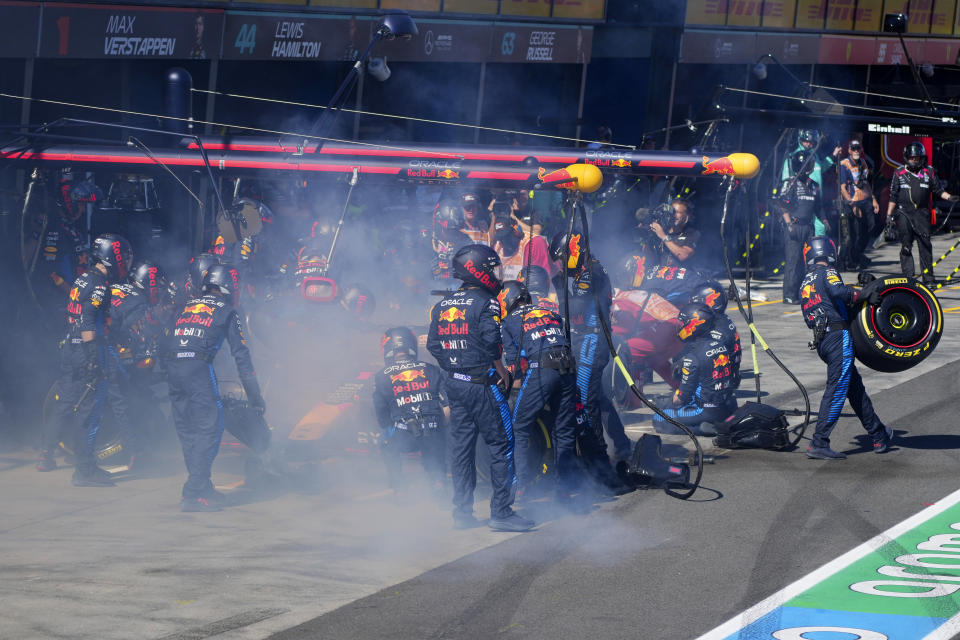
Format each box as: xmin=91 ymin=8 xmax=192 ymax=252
xmin=40 ymin=234 xmax=133 ymax=485
xmin=164 ymin=264 xmax=266 ymax=512
xmin=799 ymin=237 xmax=891 ymax=459
xmin=652 ymin=302 xmax=738 ymax=435
xmin=373 ymin=327 xmax=449 ymax=496
xmin=427 ymin=244 xmax=534 ymax=532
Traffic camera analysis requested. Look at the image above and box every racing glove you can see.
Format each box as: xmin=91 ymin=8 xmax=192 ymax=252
xmin=866 ymin=290 xmax=883 ymax=307
xmin=245 ymin=384 xmax=266 ymax=415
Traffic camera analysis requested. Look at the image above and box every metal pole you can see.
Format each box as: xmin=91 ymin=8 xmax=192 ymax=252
xmin=738 ymin=63 xmax=748 ymax=150
xmin=664 ymin=61 xmax=678 ymax=149
xmin=205 ymin=58 xmax=219 ymax=135
xmin=474 ymin=62 xmax=486 ymax=145
xmin=574 ymin=60 xmax=588 ymax=146
xmin=353 ymin=63 xmax=364 ymax=141
xmin=864 ymin=65 xmax=871 ymax=106
xmin=20 ymin=58 xmax=33 ymax=133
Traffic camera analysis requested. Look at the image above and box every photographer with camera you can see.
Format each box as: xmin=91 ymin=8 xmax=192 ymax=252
xmin=637 ymin=198 xmax=699 ymax=268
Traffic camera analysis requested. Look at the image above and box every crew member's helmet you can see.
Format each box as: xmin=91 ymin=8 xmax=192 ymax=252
xmin=676 ymin=302 xmax=715 ymax=343
xmin=130 ymin=261 xmax=168 ymax=306
xmin=615 ymin=249 xmax=658 ymax=290
xmin=803 ymin=236 xmax=838 ymax=268
xmin=90 ymin=233 xmax=134 ymax=281
xmin=498 ymin=280 xmax=531 ymax=317
xmin=549 ymin=231 xmax=588 ymax=273
xmin=848 ymin=139 xmax=863 ymax=152
xmin=904 ymin=141 xmax=927 ymax=171
xmin=202 ymin=264 xmax=240 ymax=308
xmin=188 ymin=253 xmax=221 ymax=294
xmin=339 ymin=284 xmax=376 ymax=319
xmin=790 ymin=150 xmax=813 ymax=178
xmin=690 ymin=281 xmax=728 ymax=314
xmin=381 ymin=326 xmax=418 ymax=364
xmin=452 ymin=244 xmax=503 ymax=293
xmin=518 ymin=265 xmax=550 ymax=299
xmin=434 ymin=199 xmax=465 ymax=231
xmin=798 ymin=129 xmax=820 ymax=145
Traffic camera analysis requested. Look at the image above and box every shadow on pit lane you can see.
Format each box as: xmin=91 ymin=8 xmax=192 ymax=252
xmin=858 ymin=430 xmax=960 ymax=451
xmin=679 ymin=485 xmax=724 ymax=502
xmin=846 ymin=430 xmax=960 ymax=455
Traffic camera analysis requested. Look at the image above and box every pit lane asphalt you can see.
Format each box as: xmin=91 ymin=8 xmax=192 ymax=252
xmin=269 ymin=359 xmax=960 ymax=640
xmin=4 ymin=235 xmax=960 ymax=639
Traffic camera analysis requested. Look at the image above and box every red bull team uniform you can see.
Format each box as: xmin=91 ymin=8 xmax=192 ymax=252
xmin=372 ymin=360 xmax=448 ymax=490
xmin=163 ymin=294 xmax=263 ymax=504
xmin=427 ymin=286 xmax=517 ymax=521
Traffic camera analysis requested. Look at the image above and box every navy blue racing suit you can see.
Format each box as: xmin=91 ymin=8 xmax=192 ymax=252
xmin=712 ymin=312 xmax=742 ymax=389
xmin=427 ymin=285 xmax=516 ymax=520
xmin=163 ymin=294 xmax=263 ymax=500
xmin=799 ymin=265 xmax=887 ymax=448
xmin=555 ymin=260 xmax=631 ymax=459
xmin=372 ymin=360 xmax=448 ymax=490
xmin=502 ymin=300 xmax=578 ymax=494
xmin=49 ymin=269 xmax=112 ymax=476
xmin=654 ymin=334 xmax=737 ymax=434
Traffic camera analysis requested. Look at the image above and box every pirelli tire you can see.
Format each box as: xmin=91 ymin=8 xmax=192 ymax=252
xmin=850 ymin=276 xmax=944 ymax=373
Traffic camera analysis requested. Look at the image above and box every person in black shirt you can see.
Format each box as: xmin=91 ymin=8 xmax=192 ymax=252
xmin=372 ymin=327 xmax=448 ymax=494
xmin=647 ymin=198 xmax=699 ymax=268
xmin=164 ymin=264 xmax=265 ymax=512
xmin=886 ymin=142 xmax=956 ymax=285
xmin=798 ymin=237 xmax=890 ymax=459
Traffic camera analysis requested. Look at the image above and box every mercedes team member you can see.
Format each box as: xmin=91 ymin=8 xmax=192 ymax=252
xmin=550 ymin=232 xmax=632 ymax=483
xmin=779 ymin=150 xmax=828 ymax=305
xmin=427 ymin=244 xmax=534 ymax=532
xmin=652 ymin=303 xmax=737 ymax=435
xmin=373 ymin=327 xmax=448 ymax=494
xmin=41 ymin=234 xmax=133 ymax=485
xmin=164 ymin=264 xmax=265 ymax=512
xmin=500 ymin=281 xmax=578 ymax=502
xmin=799 ymin=237 xmax=891 ymax=459
xmin=780 ymin=129 xmax=842 ymax=237
xmin=886 ymin=142 xmax=956 ymax=286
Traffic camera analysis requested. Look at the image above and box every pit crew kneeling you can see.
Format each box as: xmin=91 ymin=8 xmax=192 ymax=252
xmin=653 ymin=303 xmax=738 ymax=436
xmin=799 ymin=236 xmax=892 ymax=459
xmin=373 ymin=327 xmax=448 ymax=496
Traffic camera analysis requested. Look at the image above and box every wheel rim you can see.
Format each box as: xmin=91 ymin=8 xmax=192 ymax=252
xmin=869 ymin=287 xmax=933 ymax=349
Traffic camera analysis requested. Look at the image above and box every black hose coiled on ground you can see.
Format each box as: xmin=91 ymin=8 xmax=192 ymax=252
xmin=561 ymin=191 xmax=703 ymax=499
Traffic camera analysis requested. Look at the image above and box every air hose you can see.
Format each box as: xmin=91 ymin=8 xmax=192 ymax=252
xmin=560 ymin=191 xmax=703 ymax=500
xmin=719 ymin=177 xmax=810 ymax=447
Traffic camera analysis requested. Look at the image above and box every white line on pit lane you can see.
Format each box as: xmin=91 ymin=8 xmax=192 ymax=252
xmin=695 ymin=486 xmax=960 ymax=639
